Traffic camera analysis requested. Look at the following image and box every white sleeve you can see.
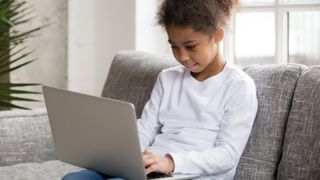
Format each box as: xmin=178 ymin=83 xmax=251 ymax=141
xmin=137 ymin=74 xmax=164 ymax=152
xmin=169 ymin=79 xmax=258 ymax=175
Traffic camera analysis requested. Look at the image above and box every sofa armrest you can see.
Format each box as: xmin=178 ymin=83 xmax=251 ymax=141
xmin=0 ymin=108 xmax=56 ymax=166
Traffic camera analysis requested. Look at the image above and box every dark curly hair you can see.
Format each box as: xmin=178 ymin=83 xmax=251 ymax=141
xmin=157 ymin=0 xmax=240 ymax=35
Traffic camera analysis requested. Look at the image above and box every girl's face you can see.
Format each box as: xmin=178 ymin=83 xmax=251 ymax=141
xmin=166 ymin=24 xmax=224 ymax=80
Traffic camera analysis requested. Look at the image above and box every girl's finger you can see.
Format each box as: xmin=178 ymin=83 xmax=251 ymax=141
xmin=145 ymin=164 xmax=158 ymax=175
xmin=142 ymin=154 xmax=149 ymax=161
xmin=144 ymin=157 xmax=156 ymax=167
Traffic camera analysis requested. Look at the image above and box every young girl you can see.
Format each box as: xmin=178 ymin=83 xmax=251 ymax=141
xmin=62 ymin=0 xmax=258 ymax=179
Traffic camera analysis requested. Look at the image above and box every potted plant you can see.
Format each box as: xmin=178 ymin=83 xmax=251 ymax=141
xmin=0 ymin=0 xmax=42 ymax=110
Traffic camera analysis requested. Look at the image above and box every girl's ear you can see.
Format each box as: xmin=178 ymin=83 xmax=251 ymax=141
xmin=213 ymin=28 xmax=224 ymax=43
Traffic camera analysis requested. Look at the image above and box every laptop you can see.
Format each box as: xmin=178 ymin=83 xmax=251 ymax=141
xmin=43 ymin=86 xmax=200 ymax=180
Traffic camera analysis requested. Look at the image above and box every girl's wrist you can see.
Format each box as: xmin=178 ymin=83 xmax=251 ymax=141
xmin=164 ymin=154 xmax=175 ymax=174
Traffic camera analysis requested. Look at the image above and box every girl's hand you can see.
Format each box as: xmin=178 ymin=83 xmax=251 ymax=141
xmin=142 ymin=151 xmax=174 ymax=175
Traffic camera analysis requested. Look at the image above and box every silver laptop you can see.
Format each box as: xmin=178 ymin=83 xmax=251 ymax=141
xmin=43 ymin=86 xmax=200 ymax=180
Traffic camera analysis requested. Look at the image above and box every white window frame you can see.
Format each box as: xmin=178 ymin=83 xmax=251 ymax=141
xmin=224 ymin=0 xmax=320 ymax=64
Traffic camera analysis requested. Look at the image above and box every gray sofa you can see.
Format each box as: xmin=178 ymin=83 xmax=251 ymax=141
xmin=0 ymin=50 xmax=319 ymax=180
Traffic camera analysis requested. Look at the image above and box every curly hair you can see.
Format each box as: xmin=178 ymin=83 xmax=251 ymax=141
xmin=157 ymin=0 xmax=240 ymax=35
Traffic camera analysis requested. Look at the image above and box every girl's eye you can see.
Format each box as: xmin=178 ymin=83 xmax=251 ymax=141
xmin=186 ymin=45 xmax=196 ymax=50
xmin=171 ymin=45 xmax=178 ymax=49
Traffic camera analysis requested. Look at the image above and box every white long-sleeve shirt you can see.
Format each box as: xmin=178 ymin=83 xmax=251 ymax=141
xmin=137 ymin=62 xmax=258 ymax=179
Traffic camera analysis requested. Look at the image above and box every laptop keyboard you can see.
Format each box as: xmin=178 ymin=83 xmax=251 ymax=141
xmin=147 ymin=172 xmax=173 ymax=179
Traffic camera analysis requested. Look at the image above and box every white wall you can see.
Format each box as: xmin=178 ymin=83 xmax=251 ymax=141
xmin=68 ymin=0 xmax=136 ymax=96
xmin=68 ymin=0 xmax=170 ymax=96
xmin=68 ymin=0 xmax=95 ymax=95
xmin=94 ymin=0 xmax=136 ymax=95
xmin=135 ymin=0 xmax=170 ymax=55
xmin=11 ymin=0 xmax=68 ymax=108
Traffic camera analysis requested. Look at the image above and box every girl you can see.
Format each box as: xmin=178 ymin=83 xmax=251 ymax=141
xmin=63 ymin=0 xmax=258 ymax=179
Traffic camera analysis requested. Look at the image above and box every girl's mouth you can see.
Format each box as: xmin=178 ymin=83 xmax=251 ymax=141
xmin=185 ymin=63 xmax=198 ymax=69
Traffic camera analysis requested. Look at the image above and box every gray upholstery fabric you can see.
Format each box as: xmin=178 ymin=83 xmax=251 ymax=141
xmin=0 ymin=108 xmax=55 ymax=166
xmin=235 ymin=64 xmax=306 ymax=180
xmin=277 ymin=66 xmax=320 ymax=180
xmin=0 ymin=160 xmax=83 ymax=180
xmin=102 ymin=50 xmax=177 ymax=118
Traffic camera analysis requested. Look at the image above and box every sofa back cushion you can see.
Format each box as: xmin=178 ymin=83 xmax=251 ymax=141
xmin=0 ymin=109 xmax=55 ymax=166
xmin=234 ymin=64 xmax=306 ymax=180
xmin=277 ymin=66 xmax=320 ymax=179
xmin=102 ymin=50 xmax=177 ymax=118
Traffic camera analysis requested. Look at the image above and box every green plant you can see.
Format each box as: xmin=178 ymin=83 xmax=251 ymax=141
xmin=0 ymin=0 xmax=41 ymax=110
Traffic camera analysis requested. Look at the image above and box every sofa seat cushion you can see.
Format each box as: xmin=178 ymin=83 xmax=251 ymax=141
xmin=235 ymin=64 xmax=306 ymax=180
xmin=277 ymin=67 xmax=320 ymax=179
xmin=0 ymin=160 xmax=83 ymax=180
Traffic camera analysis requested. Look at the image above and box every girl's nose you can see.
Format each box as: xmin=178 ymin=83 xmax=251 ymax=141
xmin=178 ymin=49 xmax=190 ymax=62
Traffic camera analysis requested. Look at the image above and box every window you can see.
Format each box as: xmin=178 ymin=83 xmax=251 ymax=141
xmin=223 ymin=0 xmax=320 ymax=66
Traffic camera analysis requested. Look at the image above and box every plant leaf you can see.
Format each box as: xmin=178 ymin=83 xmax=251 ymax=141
xmin=0 ymin=0 xmax=44 ymax=110
xmin=8 ymin=1 xmax=27 ymax=17
xmin=0 ymin=83 xmax=41 ymax=87
xmin=0 ymin=46 xmax=26 ymax=64
xmin=10 ymin=8 xmax=33 ymax=23
xmin=0 ymin=88 xmax=41 ymax=94
xmin=11 ymin=17 xmax=34 ymax=26
xmin=0 ymin=46 xmax=15 ymax=60
xmin=9 ymin=27 xmax=41 ymax=42
xmin=0 ymin=100 xmax=30 ymax=110
xmin=0 ymin=51 xmax=33 ymax=70
xmin=0 ymin=59 xmax=35 ymax=75
xmin=0 ymin=94 xmax=39 ymax=101
xmin=0 ymin=16 xmax=14 ymax=26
